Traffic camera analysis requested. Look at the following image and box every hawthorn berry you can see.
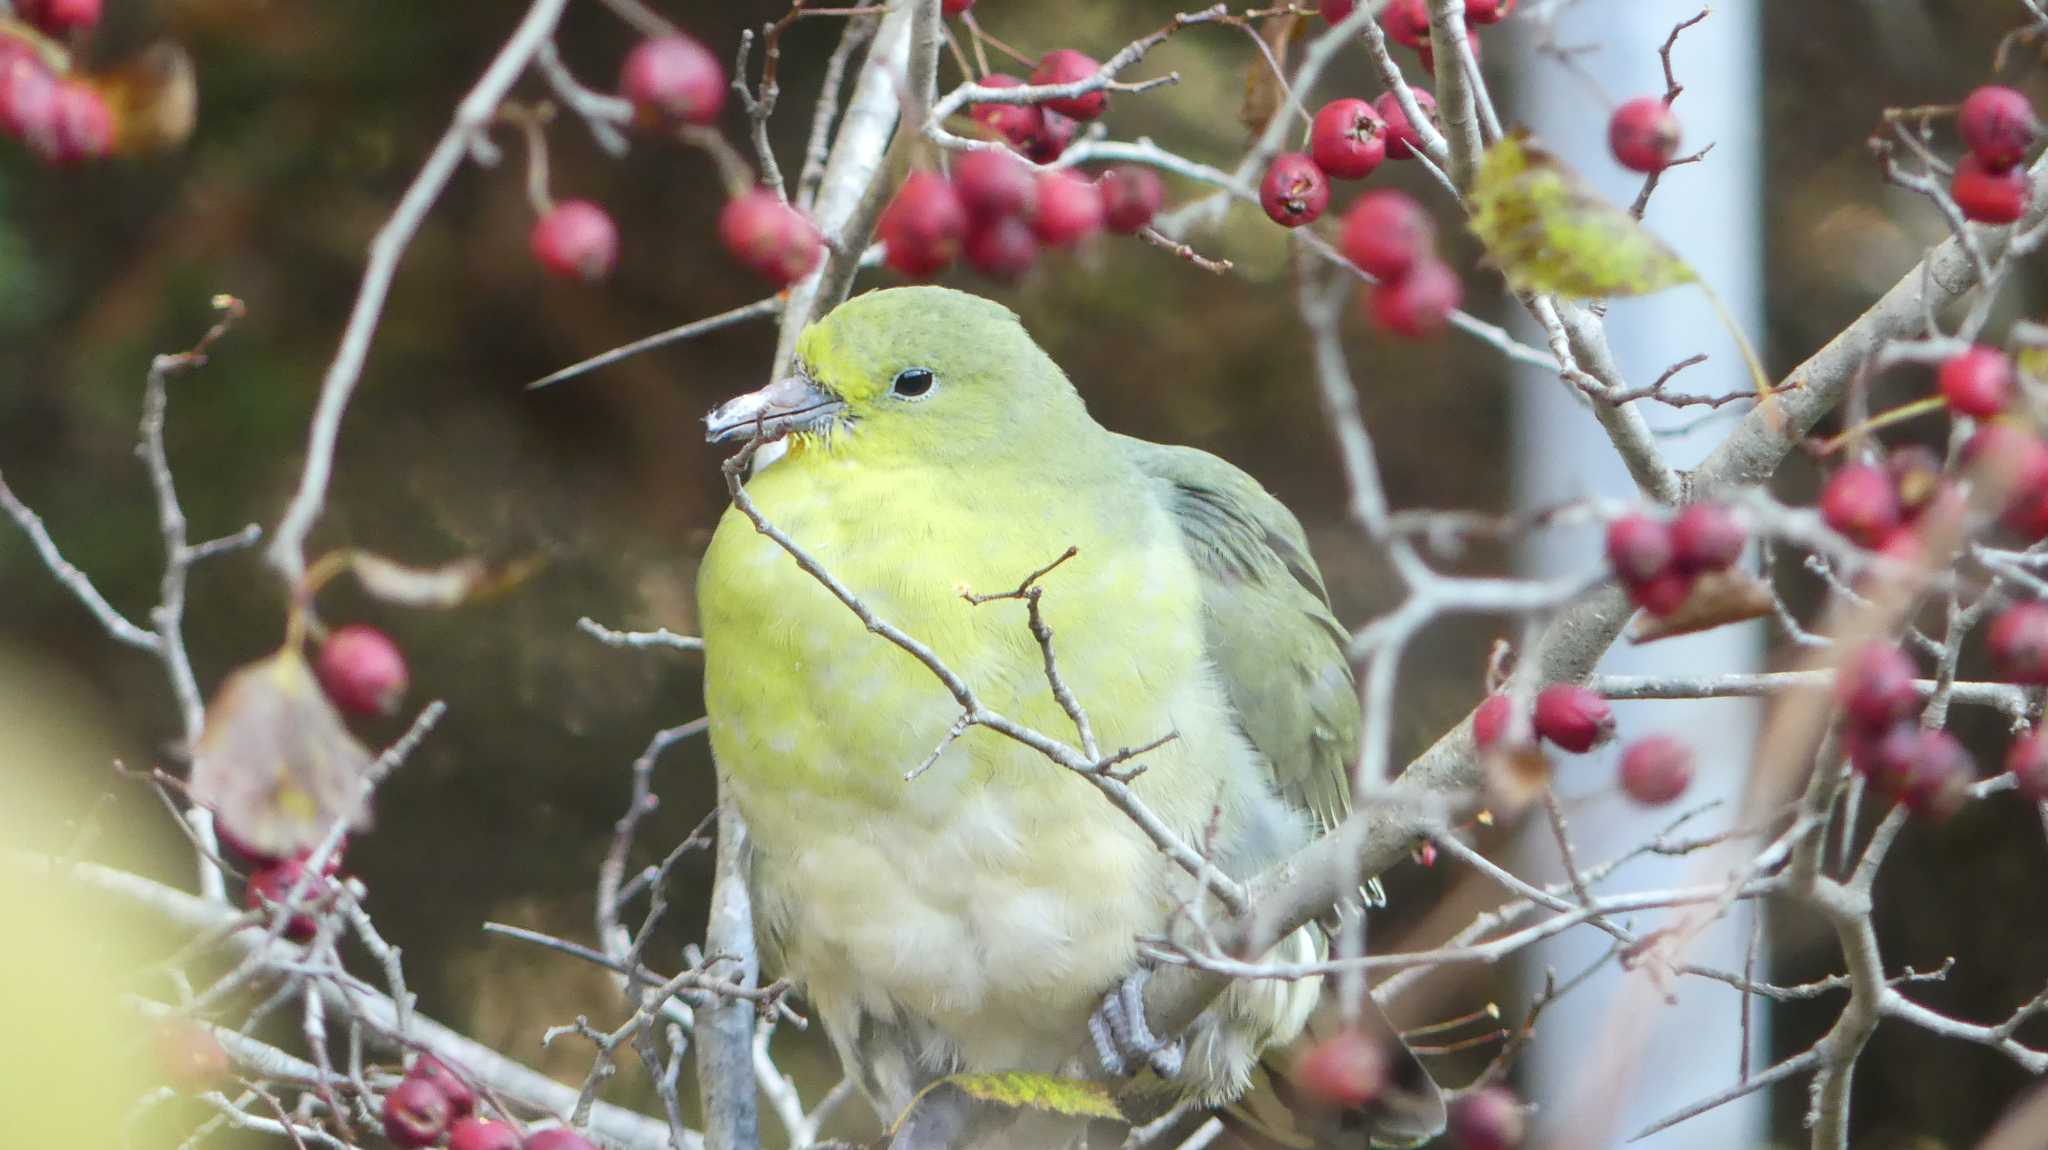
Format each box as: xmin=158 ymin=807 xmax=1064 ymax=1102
xmin=1097 ymin=165 xmax=1164 ymax=234
xmin=1937 ymin=345 xmax=2014 ymax=418
xmin=1291 ymin=1030 xmax=1387 ymax=1108
xmin=1609 ymin=97 xmax=1680 ymax=174
xmin=1952 ymin=154 xmax=2031 ymax=225
xmin=1671 ymin=503 xmax=1746 ymax=573
xmin=1835 ymin=643 xmax=1919 ymax=730
xmin=1619 ymin=734 xmax=1694 ymax=805
xmin=1310 ymin=98 xmax=1387 ymax=181
xmin=1473 ymin=693 xmax=1514 ymax=751
xmin=0 ymin=54 xmax=58 ymax=146
xmin=1022 ymin=108 xmax=1079 ymax=164
xmin=964 ymin=215 xmax=1039 ymax=280
xmin=950 ymin=149 xmax=1035 ymax=223
xmin=382 ymin=1078 xmax=454 ymax=1150
xmin=1259 ymin=152 xmax=1330 ymax=228
xmin=524 ymin=1132 xmax=600 ymax=1150
xmin=17 ymin=0 xmax=100 ymax=37
xmin=1318 ymin=0 xmax=1357 ymax=23
xmin=1958 ymin=85 xmax=2035 ymax=172
xmin=1894 ymin=728 xmax=1973 ymax=819
xmin=1415 ymin=29 xmax=1481 ymax=79
xmin=941 ymin=0 xmax=974 ymax=14
xmin=878 ymin=170 xmax=967 ymax=278
xmin=1989 ymin=602 xmax=2048 ymax=684
xmin=245 ymin=859 xmax=329 ymax=942
xmin=1029 ymin=169 xmax=1105 ymax=246
xmin=1968 ymin=424 xmax=2048 ymax=538
xmin=1464 ymin=0 xmax=1516 ymax=24
xmin=447 ymin=1119 xmax=522 ymax=1150
xmin=1030 ymin=49 xmax=1106 ymax=122
xmin=1448 ymin=1085 xmax=1526 ymax=1150
xmin=1532 ymin=684 xmax=1614 ymax=754
xmin=1381 ymin=0 xmax=1430 ymax=48
xmin=718 ymin=190 xmax=823 ymax=287
xmin=1627 ymin=569 xmax=1695 ymax=617
xmin=530 ymin=201 xmax=620 ymax=282
xmin=1366 ymin=258 xmax=1461 ymax=339
xmin=1341 ymin=190 xmax=1433 ymax=281
xmin=969 ymin=74 xmax=1044 ymax=150
xmin=1605 ymin=514 xmax=1674 ymax=583
xmin=1820 ymin=463 xmax=1902 ymax=548
xmin=407 ymin=1056 xmax=476 ymax=1119
xmin=40 ymin=79 xmax=111 ymax=165
xmin=1374 ymin=88 xmax=1437 ymax=160
xmin=619 ymin=34 xmax=725 ymax=127
xmin=316 ymin=624 xmax=409 ymax=716
xmin=2008 ymin=728 xmax=2048 ymax=803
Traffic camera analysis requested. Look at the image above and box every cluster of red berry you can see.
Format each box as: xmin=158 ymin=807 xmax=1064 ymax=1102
xmin=1604 ymin=504 xmax=1747 ymax=617
xmin=1951 ymin=85 xmax=2040 ymax=224
xmin=1834 ymin=644 xmax=1972 ymax=819
xmin=1474 ymin=684 xmax=1695 ymax=807
xmin=1291 ymin=1029 xmax=1525 ymax=1150
xmin=877 ymin=158 xmax=1162 ymax=280
xmin=382 ymin=1055 xmax=556 ymax=1150
xmin=0 ymin=0 xmax=114 ymax=166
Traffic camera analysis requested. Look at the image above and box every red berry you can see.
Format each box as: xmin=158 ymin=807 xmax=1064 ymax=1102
xmin=530 ymin=201 xmax=619 ymax=282
xmin=1310 ymin=98 xmax=1387 ymax=181
xmin=1291 ymin=1030 xmax=1387 ymax=1108
xmin=970 ymin=74 xmax=1045 ymax=150
xmin=1341 ymin=190 xmax=1433 ymax=280
xmin=1959 ymin=85 xmax=2035 ymax=172
xmin=718 ymin=190 xmax=823 ymax=287
xmin=1968 ymin=424 xmax=2048 ymax=537
xmin=1374 ymin=88 xmax=1437 ymax=160
xmin=619 ymin=35 xmax=725 ymax=127
xmin=1415 ymin=29 xmax=1481 ymax=80
xmin=1619 ymin=734 xmax=1694 ymax=805
xmin=0 ymin=54 xmax=59 ymax=148
xmin=1022 ymin=108 xmax=1079 ymax=164
xmin=382 ymin=1078 xmax=454 ymax=1150
xmin=1318 ymin=0 xmax=1357 ymax=23
xmin=244 ymin=860 xmax=328 ymax=943
xmin=1605 ymin=514 xmax=1674 ymax=583
xmin=963 ymin=215 xmax=1039 ymax=280
xmin=524 ymin=1132 xmax=600 ymax=1150
xmin=1990 ymin=602 xmax=2048 ymax=684
xmin=1381 ymin=0 xmax=1430 ymax=47
xmin=1937 ymin=345 xmax=2014 ymax=418
xmin=951 ymin=149 xmax=1035 ymax=223
xmin=1259 ymin=152 xmax=1330 ymax=228
xmin=1448 ymin=1085 xmax=1526 ymax=1150
xmin=2008 ymin=728 xmax=2048 ymax=803
xmin=1670 ymin=503 xmax=1745 ymax=573
xmin=1835 ymin=643 xmax=1920 ymax=730
xmin=1532 ymin=684 xmax=1614 ymax=754
xmin=1097 ymin=165 xmax=1164 ymax=234
xmin=1627 ymin=568 xmax=1695 ymax=617
xmin=40 ymin=78 xmax=111 ymax=165
xmin=1464 ymin=0 xmax=1516 ymax=24
xmin=1820 ymin=463 xmax=1902 ymax=548
xmin=1473 ymin=693 xmax=1514 ymax=750
xmin=1029 ymin=169 xmax=1105 ymax=247
xmin=407 ymin=1056 xmax=476 ymax=1119
xmin=1030 ymin=49 xmax=1106 ymax=122
xmin=1609 ymin=97 xmax=1680 ymax=173
xmin=878 ymin=170 xmax=967 ymax=278
xmin=447 ymin=1118 xmax=523 ymax=1150
xmin=1952 ymin=154 xmax=2031 ymax=225
xmin=941 ymin=0 xmax=974 ymax=14
xmin=1366 ymin=258 xmax=1462 ymax=339
xmin=17 ymin=0 xmax=100 ymax=36
xmin=1896 ymin=728 xmax=1973 ymax=820
xmin=316 ymin=624 xmax=410 ymax=716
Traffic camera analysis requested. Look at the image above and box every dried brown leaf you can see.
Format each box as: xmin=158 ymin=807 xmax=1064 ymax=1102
xmin=1628 ymin=570 xmax=1775 ymax=643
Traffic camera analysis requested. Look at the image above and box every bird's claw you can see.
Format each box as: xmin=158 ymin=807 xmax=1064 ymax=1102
xmin=1088 ymin=971 xmax=1183 ymax=1079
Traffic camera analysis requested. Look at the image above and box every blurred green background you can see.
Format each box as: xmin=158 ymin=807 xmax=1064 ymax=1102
xmin=3 ymin=2 xmax=2047 ymax=1146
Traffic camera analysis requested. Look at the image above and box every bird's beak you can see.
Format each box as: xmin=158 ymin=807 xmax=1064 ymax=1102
xmin=705 ymin=372 xmax=846 ymax=444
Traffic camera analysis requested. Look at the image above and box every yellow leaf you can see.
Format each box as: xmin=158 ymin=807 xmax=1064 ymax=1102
xmin=1468 ymin=133 xmax=1696 ymax=299
xmin=894 ymin=1072 xmax=1123 ymax=1134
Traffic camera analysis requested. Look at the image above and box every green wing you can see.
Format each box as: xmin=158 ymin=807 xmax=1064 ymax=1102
xmin=1117 ymin=435 xmax=1358 ymax=834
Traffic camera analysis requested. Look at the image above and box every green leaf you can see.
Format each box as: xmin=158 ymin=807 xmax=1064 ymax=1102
xmin=1467 ymin=133 xmax=1696 ymax=299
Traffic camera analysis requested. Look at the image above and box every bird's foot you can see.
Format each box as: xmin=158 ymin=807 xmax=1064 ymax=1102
xmin=1087 ymin=970 xmax=1183 ymax=1079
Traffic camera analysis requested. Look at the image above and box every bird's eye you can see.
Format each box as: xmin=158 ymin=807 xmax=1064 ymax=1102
xmin=890 ymin=368 xmax=936 ymax=399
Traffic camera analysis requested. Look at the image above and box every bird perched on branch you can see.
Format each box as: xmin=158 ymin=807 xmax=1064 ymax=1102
xmin=698 ymin=286 xmax=1441 ymax=1148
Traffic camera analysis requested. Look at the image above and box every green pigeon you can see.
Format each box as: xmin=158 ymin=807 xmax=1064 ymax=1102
xmin=697 ymin=286 xmax=1441 ymax=1147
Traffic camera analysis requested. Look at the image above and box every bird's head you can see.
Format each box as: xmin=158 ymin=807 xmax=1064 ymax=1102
xmin=705 ymin=286 xmax=1086 ymax=464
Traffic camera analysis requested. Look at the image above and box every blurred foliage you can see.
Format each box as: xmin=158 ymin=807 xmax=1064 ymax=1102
xmin=0 ymin=1 xmax=2043 ymax=1146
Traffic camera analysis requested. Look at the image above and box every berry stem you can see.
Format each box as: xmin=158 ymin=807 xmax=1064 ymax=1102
xmin=1818 ymin=395 xmax=1949 ymax=455
xmin=680 ymin=124 xmax=760 ymax=200
xmin=495 ymin=102 xmax=558 ymax=216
